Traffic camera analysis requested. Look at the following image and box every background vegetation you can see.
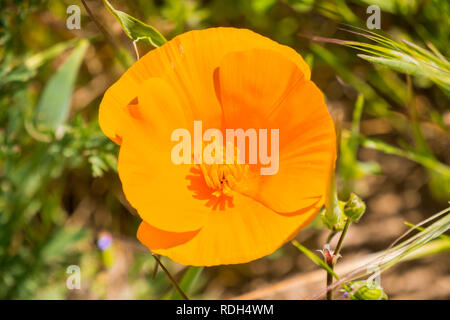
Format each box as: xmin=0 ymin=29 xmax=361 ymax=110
xmin=0 ymin=0 xmax=449 ymax=299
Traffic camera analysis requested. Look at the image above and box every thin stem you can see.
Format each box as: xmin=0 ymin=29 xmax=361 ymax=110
xmin=81 ymin=0 xmax=133 ymax=68
xmin=326 ymin=270 xmax=333 ymax=300
xmin=133 ymin=40 xmax=140 ymax=60
xmin=151 ymin=254 xmax=160 ymax=279
xmin=335 ymin=219 xmax=351 ymax=258
xmin=325 ymin=219 xmax=351 ymax=300
xmin=152 ymin=254 xmax=189 ymax=300
xmin=81 ymin=0 xmax=118 ymax=50
xmin=326 ymin=230 xmax=338 ymax=244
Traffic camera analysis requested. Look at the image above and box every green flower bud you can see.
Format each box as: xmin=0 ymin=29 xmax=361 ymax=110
xmin=344 ymin=193 xmax=366 ymax=222
xmin=321 ymin=200 xmax=347 ymax=231
xmin=351 ymin=283 xmax=388 ymax=300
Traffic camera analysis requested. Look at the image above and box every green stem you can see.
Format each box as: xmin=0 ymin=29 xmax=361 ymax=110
xmin=326 ymin=219 xmax=351 ymax=300
xmin=335 ymin=219 xmax=351 ymax=258
xmin=326 ymin=230 xmax=338 ymax=244
xmin=326 ymin=269 xmax=333 ymax=300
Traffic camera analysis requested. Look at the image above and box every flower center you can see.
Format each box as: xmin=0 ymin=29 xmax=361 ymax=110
xmin=198 ymin=143 xmax=248 ymax=197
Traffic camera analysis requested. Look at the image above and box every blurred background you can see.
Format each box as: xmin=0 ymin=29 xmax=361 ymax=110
xmin=0 ymin=0 xmax=449 ymax=299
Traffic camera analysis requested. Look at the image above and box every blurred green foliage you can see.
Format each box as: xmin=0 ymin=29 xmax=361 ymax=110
xmin=0 ymin=0 xmax=448 ymax=299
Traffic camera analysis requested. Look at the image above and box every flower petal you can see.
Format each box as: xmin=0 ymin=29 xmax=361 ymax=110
xmin=215 ymin=49 xmax=336 ymax=214
xmin=137 ymin=221 xmax=200 ymax=250
xmin=118 ymin=141 xmax=211 ymax=232
xmin=118 ymin=78 xmax=210 ymax=232
xmin=151 ymin=192 xmax=322 ymax=266
xmin=99 ymin=27 xmax=311 ymax=143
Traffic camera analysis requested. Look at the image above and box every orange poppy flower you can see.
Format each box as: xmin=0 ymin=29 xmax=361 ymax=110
xmin=99 ymin=27 xmax=336 ymax=266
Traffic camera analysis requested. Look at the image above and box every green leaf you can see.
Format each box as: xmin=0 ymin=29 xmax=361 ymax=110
xmin=359 ymin=136 xmax=450 ymax=178
xmin=34 ymin=39 xmax=89 ymax=133
xmin=171 ymin=266 xmax=203 ymax=300
xmin=24 ymin=38 xmax=79 ymax=70
xmin=0 ymin=39 xmax=78 ymax=87
xmin=103 ymin=0 xmax=167 ymax=47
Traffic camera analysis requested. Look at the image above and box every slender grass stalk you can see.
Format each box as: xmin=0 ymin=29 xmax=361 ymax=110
xmin=152 ymin=254 xmax=189 ymax=300
xmin=151 ymin=254 xmax=160 ymax=280
xmin=80 ymin=0 xmax=133 ymax=68
xmin=318 ymin=206 xmax=450 ymax=298
xmin=81 ymin=0 xmax=117 ymax=50
xmin=307 ymin=25 xmax=450 ymax=94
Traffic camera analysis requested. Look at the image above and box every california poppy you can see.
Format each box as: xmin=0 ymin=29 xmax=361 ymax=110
xmin=99 ymin=27 xmax=336 ymax=266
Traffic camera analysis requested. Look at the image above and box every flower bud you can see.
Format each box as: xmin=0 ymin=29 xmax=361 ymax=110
xmin=344 ymin=193 xmax=366 ymax=222
xmin=351 ymin=283 xmax=388 ymax=300
xmin=321 ymin=200 xmax=347 ymax=231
